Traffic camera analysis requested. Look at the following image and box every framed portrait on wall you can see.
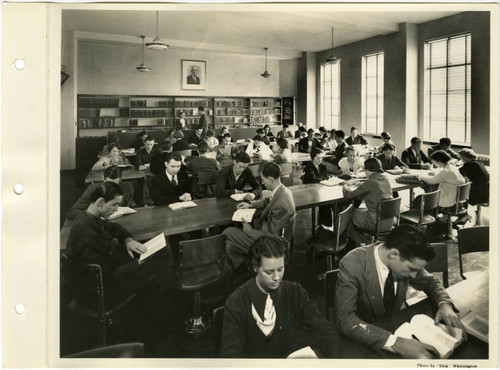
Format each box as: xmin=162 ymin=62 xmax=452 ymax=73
xmin=182 ymin=60 xmax=206 ymax=90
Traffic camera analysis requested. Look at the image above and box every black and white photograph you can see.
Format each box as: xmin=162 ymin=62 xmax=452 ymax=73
xmin=1 ymin=2 xmax=498 ymax=368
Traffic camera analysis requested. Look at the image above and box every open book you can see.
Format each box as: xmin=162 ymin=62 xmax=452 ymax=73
xmin=394 ymin=314 xmax=463 ymax=359
xmin=232 ymin=208 xmax=256 ymax=223
xmin=386 ymin=168 xmax=404 ymax=175
xmin=230 ymin=193 xmax=249 ymax=201
xmin=168 ymin=201 xmax=197 ymax=211
xmin=139 ymin=233 xmax=167 ymax=262
xmin=320 ymin=177 xmax=345 ymax=187
xmin=108 ymin=206 xmax=137 ymax=220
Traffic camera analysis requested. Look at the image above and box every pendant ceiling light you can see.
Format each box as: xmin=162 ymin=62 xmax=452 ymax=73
xmin=260 ymin=47 xmax=271 ymax=78
xmin=136 ymin=35 xmax=151 ymax=72
xmin=146 ymin=11 xmax=169 ymax=51
xmin=323 ymin=27 xmax=341 ymax=65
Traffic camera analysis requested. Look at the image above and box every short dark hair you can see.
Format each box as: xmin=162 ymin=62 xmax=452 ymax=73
xmin=430 ymin=150 xmax=451 ymax=163
xmin=385 ymin=225 xmax=435 ymax=262
xmin=350 ymin=126 xmax=358 ymax=132
xmin=162 ymin=140 xmax=173 ymax=152
xmin=439 ymin=137 xmax=452 ymax=146
xmin=277 ymin=138 xmax=288 ymax=150
xmin=137 ymin=130 xmax=147 ymax=137
xmin=299 ymin=126 xmax=307 ymax=133
xmin=345 ymin=146 xmax=357 ymax=155
xmin=253 ymin=135 xmax=263 ymax=142
xmin=221 ymin=127 xmax=229 ymax=133
xmin=319 ymin=126 xmax=326 ymax=133
xmin=107 ymin=142 xmax=121 ymax=153
xmin=459 ymin=148 xmax=477 ymax=160
xmin=90 ymin=181 xmax=123 ymax=203
xmin=260 ymin=162 xmax=281 ymax=179
xmin=165 ymin=151 xmax=183 ymax=163
xmin=256 ymin=128 xmax=265 ymax=135
xmin=223 ymin=133 xmax=232 ymax=139
xmin=381 ymin=143 xmax=396 ymax=152
xmin=206 ymin=130 xmax=215 ymax=137
xmin=198 ymin=106 xmax=205 ymax=112
xmin=197 ymin=141 xmax=209 ymax=154
xmin=410 ymin=136 xmax=422 ymax=145
xmin=310 ymin=147 xmax=324 ymax=160
xmin=145 ymin=135 xmax=155 ymax=142
xmin=282 ymin=123 xmax=289 ymax=129
xmin=335 ymin=130 xmax=345 ymax=139
xmin=380 ymin=131 xmax=392 ymax=140
xmin=307 ymin=128 xmax=314 ymax=135
xmin=103 ymin=165 xmax=122 ymax=180
xmin=248 ymin=235 xmax=290 ymax=269
xmin=234 ymin=151 xmax=251 ymax=164
xmin=173 ymin=130 xmax=184 ymax=139
xmin=263 ymin=124 xmax=270 ymax=130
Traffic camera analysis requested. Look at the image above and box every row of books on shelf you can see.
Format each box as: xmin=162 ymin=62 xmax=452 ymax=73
xmin=129 ymin=117 xmax=176 ymax=127
xmin=250 ymin=108 xmax=280 ymax=115
xmin=214 ymin=116 xmax=249 ymax=125
xmin=214 ymin=108 xmax=250 ymax=116
xmin=250 ymin=116 xmax=276 ymax=123
xmin=251 ymin=100 xmax=281 ymax=107
xmin=79 ymin=97 xmax=120 ymax=108
xmin=174 ymin=108 xmax=198 ymax=116
xmin=175 ymin=100 xmax=211 ymax=108
xmin=214 ymin=100 xmax=249 ymax=107
xmin=130 ymin=100 xmax=175 ymax=108
xmin=79 ymin=117 xmax=118 ymax=128
xmin=130 ymin=109 xmax=172 ymax=117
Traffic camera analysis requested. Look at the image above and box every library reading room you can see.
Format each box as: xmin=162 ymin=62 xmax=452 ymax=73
xmin=48 ymin=4 xmax=496 ymax=363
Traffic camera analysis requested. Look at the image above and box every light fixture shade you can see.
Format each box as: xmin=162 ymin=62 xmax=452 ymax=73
xmin=146 ymin=36 xmax=169 ymax=51
xmin=136 ymin=63 xmax=151 ymax=72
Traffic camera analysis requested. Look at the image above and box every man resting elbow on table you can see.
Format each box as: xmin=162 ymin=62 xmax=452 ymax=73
xmin=216 ymin=152 xmax=262 ymax=201
xmin=334 ymin=225 xmax=465 ymax=359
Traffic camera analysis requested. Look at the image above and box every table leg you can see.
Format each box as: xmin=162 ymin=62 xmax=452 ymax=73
xmin=311 ymin=207 xmax=316 ymax=236
xmin=409 ymin=188 xmax=414 ymax=206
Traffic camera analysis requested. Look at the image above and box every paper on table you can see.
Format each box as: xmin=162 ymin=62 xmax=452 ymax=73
xmin=107 ymin=206 xmax=137 ymax=220
xmin=168 ymin=201 xmax=197 ymax=211
xmin=230 ymin=193 xmax=248 ymax=201
xmin=320 ymin=177 xmax=345 ymax=186
xmin=232 ymin=208 xmax=256 ymax=223
xmin=139 ymin=233 xmax=167 ymax=262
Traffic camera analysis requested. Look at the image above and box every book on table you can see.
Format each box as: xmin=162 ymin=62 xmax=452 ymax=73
xmin=139 ymin=233 xmax=167 ymax=262
xmin=320 ymin=177 xmax=345 ymax=187
xmin=108 ymin=206 xmax=137 ymax=220
xmin=232 ymin=208 xmax=256 ymax=223
xmin=386 ymin=168 xmax=404 ymax=175
xmin=230 ymin=193 xmax=248 ymax=201
xmin=168 ymin=201 xmax=197 ymax=211
xmin=394 ymin=314 xmax=463 ymax=358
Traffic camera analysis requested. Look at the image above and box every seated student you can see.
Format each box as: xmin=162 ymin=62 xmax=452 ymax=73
xmin=342 ymin=158 xmax=393 ymax=247
xmin=92 ymin=142 xmax=131 ymax=170
xmin=130 ymin=130 xmax=148 ymax=151
xmin=338 ymin=146 xmax=365 ymax=177
xmin=66 ymin=165 xmax=134 ymax=221
xmin=221 ymin=235 xmax=342 ymax=358
xmin=298 ymin=128 xmax=315 ymax=153
xmin=294 ymin=122 xmax=304 ymax=139
xmin=319 ymin=126 xmax=328 ymax=141
xmin=273 ymin=138 xmax=292 ymax=164
xmin=322 ymin=129 xmax=337 ymax=152
xmin=215 ymin=133 xmax=235 ymax=160
xmin=150 ymin=151 xmax=191 ymax=206
xmin=376 ymin=143 xmax=408 ymax=171
xmin=458 ymin=148 xmax=489 ymax=206
xmin=345 ymin=126 xmax=368 ymax=146
xmin=256 ymin=128 xmax=271 ymax=146
xmin=401 ymin=137 xmax=432 ymax=169
xmin=335 ymin=225 xmax=464 ymax=359
xmin=172 ymin=130 xmax=190 ymax=151
xmin=332 ymin=130 xmax=347 ymax=167
xmin=223 ymin=162 xmax=296 ymax=271
xmin=175 ymin=111 xmax=188 ymax=130
xmin=135 ymin=136 xmax=162 ymax=170
xmin=245 ymin=135 xmax=273 ymax=161
xmin=376 ymin=131 xmax=396 ymax=155
xmin=187 ymin=141 xmax=221 ymax=174
xmin=428 ymin=137 xmax=460 ymax=161
xmin=263 ymin=124 xmax=275 ymax=141
xmin=150 ymin=140 xmax=173 ymax=175
xmin=65 ymin=181 xmax=174 ymax=309
xmin=313 ymin=131 xmax=325 ymax=149
xmin=276 ymin=123 xmax=293 ymax=139
xmin=303 ymin=148 xmax=333 ymax=229
xmin=190 ymin=128 xmax=204 ymax=146
xmin=205 ymin=129 xmax=219 ymax=150
xmin=217 ymin=127 xmax=230 ymax=143
xmin=216 ymin=152 xmax=262 ymax=200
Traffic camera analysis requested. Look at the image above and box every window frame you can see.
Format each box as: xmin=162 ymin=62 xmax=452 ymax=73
xmin=361 ymin=51 xmax=384 ymax=136
xmin=320 ymin=62 xmax=341 ymax=130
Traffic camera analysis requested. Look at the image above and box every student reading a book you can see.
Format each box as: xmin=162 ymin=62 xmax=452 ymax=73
xmin=215 ymin=133 xmax=235 ymax=161
xmin=332 ymin=130 xmax=348 ymax=167
xmin=376 ymin=131 xmax=396 ymax=155
xmin=321 ymin=129 xmax=337 ymax=152
xmin=337 ymin=146 xmax=365 ymax=177
xmin=428 ymin=137 xmax=461 ymax=162
xmin=135 ymin=136 xmax=162 ymax=170
xmin=223 ymin=162 xmax=296 ymax=272
xmin=190 ymin=128 xmax=204 ymax=146
xmin=150 ymin=151 xmax=191 ymax=206
xmin=66 ymin=165 xmax=134 ymax=221
xmin=334 ymin=225 xmax=464 ymax=359
xmin=65 ymin=181 xmax=175 ymax=310
xmin=256 ymin=128 xmax=271 ymax=146
xmin=172 ymin=130 xmax=190 ymax=151
xmin=130 ymin=130 xmax=148 ymax=151
xmin=302 ymin=148 xmax=333 ymax=229
xmin=276 ymin=123 xmax=293 ymax=139
xmin=221 ymin=235 xmax=342 ymax=358
xmin=345 ymin=126 xmax=368 ymax=146
xmin=273 ymin=138 xmax=292 ymax=164
xmin=401 ymin=137 xmax=432 ymax=170
xmin=216 ymin=152 xmax=262 ymax=200
xmin=91 ymin=142 xmax=131 ymax=170
xmin=205 ymin=129 xmax=219 ymax=150
xmin=376 ymin=144 xmax=408 ymax=171
xmin=263 ymin=124 xmax=275 ymax=141
xmin=187 ymin=141 xmax=221 ymax=174
xmin=245 ymin=135 xmax=273 ymax=161
xmin=298 ymin=128 xmax=323 ymax=153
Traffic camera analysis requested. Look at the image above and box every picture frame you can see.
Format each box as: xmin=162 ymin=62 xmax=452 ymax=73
xmin=182 ymin=59 xmax=206 ymax=90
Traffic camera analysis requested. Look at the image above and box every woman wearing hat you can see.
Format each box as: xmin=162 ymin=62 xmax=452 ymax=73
xmin=342 ymin=157 xmax=393 ymax=248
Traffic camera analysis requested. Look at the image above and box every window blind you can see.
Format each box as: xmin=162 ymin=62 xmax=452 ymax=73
xmin=361 ymin=52 xmax=384 ymax=135
xmin=321 ymin=63 xmax=340 ymax=129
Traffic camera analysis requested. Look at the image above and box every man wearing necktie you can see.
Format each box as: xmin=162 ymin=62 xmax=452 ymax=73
xmin=150 ymin=151 xmax=191 ymax=206
xmin=334 ymin=225 xmax=465 ymax=359
xmin=187 ymin=65 xmax=200 ymax=85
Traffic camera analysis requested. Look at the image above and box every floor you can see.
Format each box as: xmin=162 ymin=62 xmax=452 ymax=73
xmin=59 ymin=165 xmax=490 ymax=358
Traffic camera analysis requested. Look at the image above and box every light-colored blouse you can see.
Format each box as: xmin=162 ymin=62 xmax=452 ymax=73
xmin=338 ymin=157 xmax=365 ymax=176
xmin=419 ymin=164 xmax=466 ymax=207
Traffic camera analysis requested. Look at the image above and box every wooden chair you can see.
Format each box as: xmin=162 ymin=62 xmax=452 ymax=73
xmin=64 ymin=342 xmax=144 ymax=358
xmin=400 ymin=190 xmax=440 ymax=227
xmin=425 ymin=243 xmax=449 ymax=288
xmin=443 ymin=182 xmax=471 ymax=235
xmin=193 ymin=170 xmax=219 ymax=199
xmin=60 ymin=252 xmax=137 ymax=347
xmin=458 ymin=226 xmax=489 ymax=280
xmin=309 ymin=204 xmax=354 ymax=272
xmin=280 ymin=219 xmax=296 ymax=252
xmin=212 ymin=306 xmax=224 ymax=357
xmin=324 ymin=269 xmax=339 ymax=322
xmin=177 ymin=234 xmax=227 ymax=334
xmin=356 ymin=197 xmax=401 ymax=241
xmin=475 ymin=202 xmax=489 ymax=226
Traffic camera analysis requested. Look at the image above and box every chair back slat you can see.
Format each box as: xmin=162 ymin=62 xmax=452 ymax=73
xmin=281 ymin=219 xmax=296 ymax=246
xmin=197 ymin=171 xmax=219 ymax=186
xmin=324 ymin=269 xmax=339 ymax=321
xmin=337 ymin=204 xmax=354 ymax=235
xmin=457 ymin=182 xmax=471 ymax=202
xmin=426 ymin=243 xmax=449 ymax=288
xmin=422 ymin=190 xmax=441 ymax=211
xmin=376 ymin=197 xmax=401 ymax=236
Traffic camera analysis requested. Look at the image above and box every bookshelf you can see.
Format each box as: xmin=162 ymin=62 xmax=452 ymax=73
xmin=129 ymin=96 xmax=175 ymax=128
xmin=249 ymin=97 xmax=281 ymax=125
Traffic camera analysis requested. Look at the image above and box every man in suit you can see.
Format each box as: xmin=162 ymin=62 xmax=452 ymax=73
xmin=187 ymin=141 xmax=220 ymax=174
xmin=150 ymin=151 xmax=191 ymax=206
xmin=135 ymin=136 xmax=161 ymax=170
xmin=376 ymin=143 xmax=408 ymax=171
xmin=345 ymin=126 xmax=368 ymax=146
xmin=187 ymin=65 xmax=200 ymax=84
xmin=332 ymin=129 xmax=348 ymax=167
xmin=401 ymin=137 xmax=432 ymax=169
xmin=190 ymin=128 xmax=204 ymax=146
xmin=294 ymin=122 xmax=304 ymax=139
xmin=428 ymin=137 xmax=461 ymax=161
xmin=216 ymin=152 xmax=262 ymax=200
xmin=335 ymin=225 xmax=465 ymax=359
xmin=223 ymin=162 xmax=296 ymax=271
xmin=197 ymin=106 xmax=208 ymax=136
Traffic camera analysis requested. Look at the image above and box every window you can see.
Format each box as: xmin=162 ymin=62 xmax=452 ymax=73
xmin=361 ymin=52 xmax=384 ymax=135
xmin=424 ymin=33 xmax=471 ymax=145
xmin=320 ymin=63 xmax=340 ymax=130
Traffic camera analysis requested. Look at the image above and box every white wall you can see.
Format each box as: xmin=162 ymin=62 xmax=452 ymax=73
xmin=61 ymin=29 xmax=76 ymax=170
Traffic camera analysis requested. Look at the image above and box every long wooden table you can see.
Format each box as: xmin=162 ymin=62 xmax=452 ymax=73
xmin=340 ymin=270 xmax=489 ymax=359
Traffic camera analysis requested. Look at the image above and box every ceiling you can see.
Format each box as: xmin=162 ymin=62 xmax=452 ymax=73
xmin=62 ymin=5 xmax=464 ymax=59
